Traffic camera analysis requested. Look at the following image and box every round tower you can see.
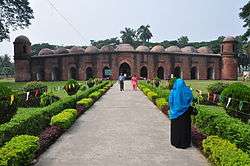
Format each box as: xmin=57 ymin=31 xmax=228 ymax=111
xmin=14 ymin=35 xmax=32 ymax=81
xmin=221 ymin=36 xmax=238 ymax=80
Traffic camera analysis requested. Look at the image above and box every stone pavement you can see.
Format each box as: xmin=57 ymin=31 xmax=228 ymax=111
xmin=36 ymin=81 xmax=208 ymax=166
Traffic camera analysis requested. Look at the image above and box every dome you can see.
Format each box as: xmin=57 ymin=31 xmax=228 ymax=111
xmin=223 ymin=36 xmax=235 ymax=42
xmin=181 ymin=46 xmax=197 ymax=53
xmin=100 ymin=45 xmax=114 ymax=52
xmin=115 ymin=44 xmax=134 ymax=51
xmin=38 ymin=48 xmax=54 ymax=56
xmin=150 ymin=45 xmax=165 ymax=53
xmin=70 ymin=46 xmax=85 ymax=54
xmin=14 ymin=35 xmax=30 ymax=43
xmin=54 ymin=48 xmax=69 ymax=54
xmin=166 ymin=46 xmax=181 ymax=53
xmin=197 ymin=47 xmax=213 ymax=54
xmin=136 ymin=45 xmax=150 ymax=52
xmin=85 ymin=46 xmax=99 ymax=53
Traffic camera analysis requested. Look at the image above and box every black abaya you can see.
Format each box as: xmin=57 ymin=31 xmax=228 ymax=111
xmin=170 ymin=110 xmax=191 ymax=149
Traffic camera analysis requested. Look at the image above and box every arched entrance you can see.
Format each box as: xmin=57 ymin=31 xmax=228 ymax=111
xmin=36 ymin=69 xmax=44 ymax=81
xmin=86 ymin=67 xmax=93 ymax=80
xmin=102 ymin=66 xmax=110 ymax=79
xmin=157 ymin=67 xmax=164 ymax=79
xmin=174 ymin=66 xmax=181 ymax=78
xmin=207 ymin=67 xmax=214 ymax=80
xmin=119 ymin=62 xmax=131 ymax=79
xmin=140 ymin=66 xmax=148 ymax=79
xmin=191 ymin=67 xmax=197 ymax=79
xmin=69 ymin=67 xmax=77 ymax=80
xmin=52 ymin=67 xmax=60 ymax=81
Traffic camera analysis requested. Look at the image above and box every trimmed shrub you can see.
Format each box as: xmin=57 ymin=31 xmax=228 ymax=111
xmin=23 ymin=81 xmax=47 ymax=92
xmin=203 ymin=136 xmax=250 ymax=166
xmin=0 ymin=135 xmax=39 ymax=166
xmin=50 ymin=109 xmax=77 ymax=129
xmin=155 ymin=98 xmax=167 ymax=110
xmin=89 ymin=91 xmax=102 ymax=101
xmin=40 ymin=92 xmax=60 ymax=107
xmin=207 ymin=82 xmax=229 ymax=95
xmin=87 ymin=78 xmax=95 ymax=88
xmin=147 ymin=91 xmax=158 ymax=102
xmin=37 ymin=125 xmax=63 ymax=156
xmin=98 ymin=89 xmax=106 ymax=95
xmin=220 ymin=83 xmax=250 ymax=116
xmin=154 ymin=77 xmax=160 ymax=87
xmin=193 ymin=105 xmax=250 ymax=154
xmin=0 ymin=85 xmax=17 ymax=124
xmin=64 ymin=79 xmax=80 ymax=96
xmin=0 ymin=81 xmax=109 ymax=146
xmin=77 ymin=98 xmax=93 ymax=108
xmin=142 ymin=88 xmax=151 ymax=95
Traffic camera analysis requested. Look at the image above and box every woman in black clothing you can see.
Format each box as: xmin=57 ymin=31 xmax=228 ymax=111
xmin=168 ymin=78 xmax=193 ymax=149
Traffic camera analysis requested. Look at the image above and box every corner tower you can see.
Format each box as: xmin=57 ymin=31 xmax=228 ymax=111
xmin=14 ymin=35 xmax=32 ymax=81
xmin=221 ymin=36 xmax=238 ymax=80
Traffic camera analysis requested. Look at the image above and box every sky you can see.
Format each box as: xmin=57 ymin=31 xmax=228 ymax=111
xmin=0 ymin=0 xmax=248 ymax=60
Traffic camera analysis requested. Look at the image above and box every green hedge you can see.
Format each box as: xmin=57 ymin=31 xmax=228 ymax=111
xmin=50 ymin=109 xmax=77 ymax=129
xmin=193 ymin=105 xmax=250 ymax=154
xmin=0 ymin=81 xmax=109 ymax=146
xmin=147 ymin=91 xmax=158 ymax=102
xmin=89 ymin=91 xmax=102 ymax=101
xmin=77 ymin=98 xmax=93 ymax=108
xmin=0 ymin=135 xmax=39 ymax=166
xmin=155 ymin=98 xmax=167 ymax=110
xmin=203 ymin=136 xmax=250 ymax=166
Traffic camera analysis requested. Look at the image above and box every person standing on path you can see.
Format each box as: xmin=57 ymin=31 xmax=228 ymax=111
xmin=131 ymin=74 xmax=138 ymax=90
xmin=118 ymin=73 xmax=125 ymax=91
xmin=168 ymin=78 xmax=193 ymax=149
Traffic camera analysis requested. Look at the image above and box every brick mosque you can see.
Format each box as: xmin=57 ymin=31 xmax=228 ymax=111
xmin=14 ymin=35 xmax=238 ymax=81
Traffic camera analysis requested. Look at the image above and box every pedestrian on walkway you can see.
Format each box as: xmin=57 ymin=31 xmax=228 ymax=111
xmin=118 ymin=73 xmax=125 ymax=91
xmin=168 ymin=78 xmax=193 ymax=149
xmin=131 ymin=74 xmax=138 ymax=90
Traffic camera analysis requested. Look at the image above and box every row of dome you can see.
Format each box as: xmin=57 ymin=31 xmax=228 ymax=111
xmin=38 ymin=44 xmax=214 ymax=56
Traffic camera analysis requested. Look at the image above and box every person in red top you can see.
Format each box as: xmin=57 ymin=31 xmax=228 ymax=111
xmin=131 ymin=74 xmax=138 ymax=90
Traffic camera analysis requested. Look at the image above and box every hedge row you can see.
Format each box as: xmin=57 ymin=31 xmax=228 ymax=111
xmin=50 ymin=109 xmax=77 ymax=129
xmin=0 ymin=135 xmax=39 ymax=166
xmin=203 ymin=136 xmax=250 ymax=166
xmin=0 ymin=81 xmax=109 ymax=146
xmin=193 ymin=105 xmax=250 ymax=154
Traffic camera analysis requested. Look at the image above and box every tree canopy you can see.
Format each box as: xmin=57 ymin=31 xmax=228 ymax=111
xmin=137 ymin=25 xmax=153 ymax=45
xmin=239 ymin=1 xmax=250 ymax=40
xmin=0 ymin=55 xmax=14 ymax=77
xmin=0 ymin=0 xmax=34 ymax=42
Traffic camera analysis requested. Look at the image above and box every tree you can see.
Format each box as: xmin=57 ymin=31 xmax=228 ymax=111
xmin=90 ymin=37 xmax=120 ymax=48
xmin=31 ymin=43 xmax=58 ymax=56
xmin=0 ymin=0 xmax=34 ymax=42
xmin=177 ymin=36 xmax=189 ymax=47
xmin=0 ymin=55 xmax=14 ymax=77
xmin=120 ymin=27 xmax=137 ymax=45
xmin=137 ymin=25 xmax=153 ymax=45
xmin=239 ymin=1 xmax=250 ymax=40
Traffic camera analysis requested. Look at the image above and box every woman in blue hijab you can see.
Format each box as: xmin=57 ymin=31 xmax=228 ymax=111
xmin=168 ymin=78 xmax=193 ymax=148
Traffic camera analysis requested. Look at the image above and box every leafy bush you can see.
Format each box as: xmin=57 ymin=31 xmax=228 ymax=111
xmin=64 ymin=79 xmax=80 ymax=96
xmin=87 ymin=78 xmax=95 ymax=88
xmin=220 ymin=83 xmax=250 ymax=116
xmin=40 ymin=92 xmax=60 ymax=107
xmin=155 ymin=98 xmax=167 ymax=110
xmin=147 ymin=91 xmax=159 ymax=102
xmin=203 ymin=136 xmax=250 ymax=166
xmin=193 ymin=105 xmax=250 ymax=154
xmin=77 ymin=98 xmax=93 ymax=108
xmin=98 ymin=89 xmax=106 ymax=95
xmin=167 ymin=77 xmax=176 ymax=90
xmin=0 ymin=85 xmax=17 ymax=124
xmin=142 ymin=88 xmax=151 ymax=95
xmin=23 ymin=81 xmax=47 ymax=92
xmin=37 ymin=125 xmax=63 ymax=156
xmin=50 ymin=109 xmax=77 ymax=129
xmin=89 ymin=91 xmax=101 ymax=101
xmin=207 ymin=82 xmax=229 ymax=95
xmin=0 ymin=135 xmax=39 ymax=166
xmin=154 ymin=77 xmax=160 ymax=87
xmin=0 ymin=81 xmax=109 ymax=146
xmin=80 ymin=84 xmax=87 ymax=91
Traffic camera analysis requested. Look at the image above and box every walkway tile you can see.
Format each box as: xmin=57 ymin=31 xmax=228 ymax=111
xmin=36 ymin=81 xmax=208 ymax=166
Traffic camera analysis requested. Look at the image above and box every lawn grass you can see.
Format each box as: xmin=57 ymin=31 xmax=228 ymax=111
xmin=0 ymin=78 xmax=86 ymax=98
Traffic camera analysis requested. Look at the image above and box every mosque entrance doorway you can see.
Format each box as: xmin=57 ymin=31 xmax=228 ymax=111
xmin=119 ymin=62 xmax=131 ymax=79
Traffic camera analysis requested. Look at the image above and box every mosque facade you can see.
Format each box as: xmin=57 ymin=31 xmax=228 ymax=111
xmin=14 ymin=35 xmax=238 ymax=81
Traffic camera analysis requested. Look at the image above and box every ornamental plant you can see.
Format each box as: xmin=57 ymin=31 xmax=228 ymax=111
xmin=50 ymin=109 xmax=77 ymax=129
xmin=0 ymin=85 xmax=17 ymax=124
xmin=40 ymin=92 xmax=60 ymax=107
xmin=167 ymin=77 xmax=176 ymax=90
xmin=154 ymin=77 xmax=161 ymax=87
xmin=89 ymin=91 xmax=101 ymax=101
xmin=147 ymin=91 xmax=159 ymax=102
xmin=87 ymin=78 xmax=95 ymax=88
xmin=64 ymin=79 xmax=80 ymax=96
xmin=207 ymin=82 xmax=229 ymax=95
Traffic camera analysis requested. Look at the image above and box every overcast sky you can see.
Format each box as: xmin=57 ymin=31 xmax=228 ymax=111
xmin=0 ymin=0 xmax=248 ymax=60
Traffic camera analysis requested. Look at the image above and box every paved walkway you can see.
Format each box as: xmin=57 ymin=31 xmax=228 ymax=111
xmin=36 ymin=81 xmax=208 ymax=166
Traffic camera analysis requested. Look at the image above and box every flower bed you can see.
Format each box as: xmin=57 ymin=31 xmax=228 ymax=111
xmin=50 ymin=109 xmax=77 ymax=129
xmin=76 ymin=98 xmax=94 ymax=115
